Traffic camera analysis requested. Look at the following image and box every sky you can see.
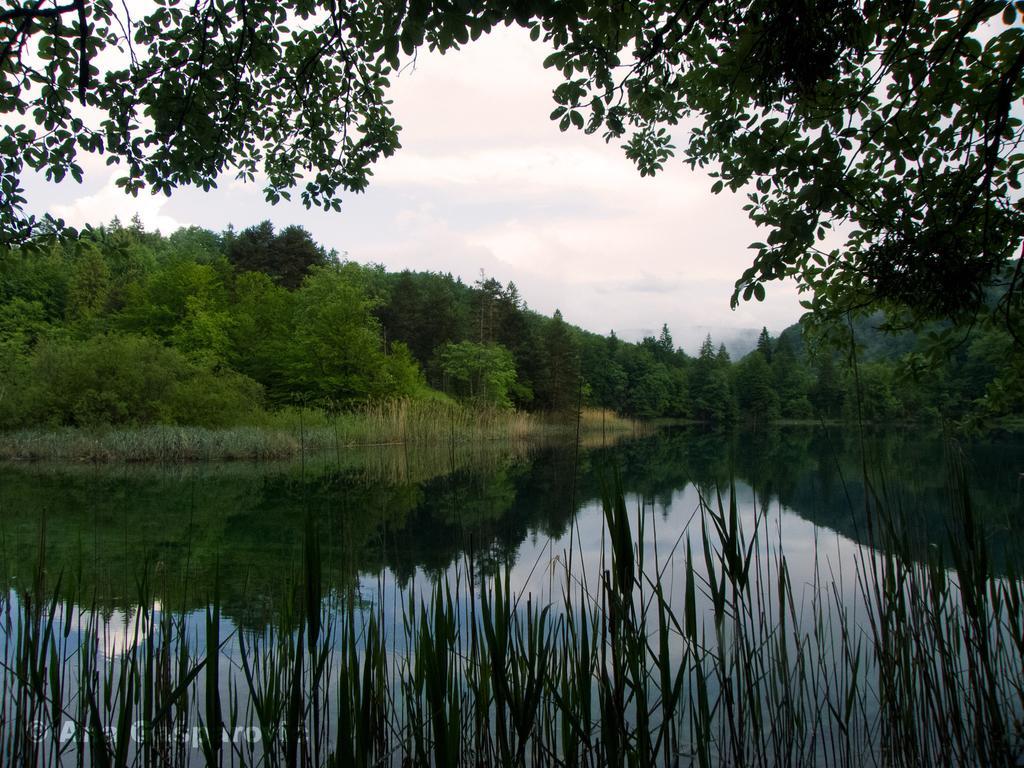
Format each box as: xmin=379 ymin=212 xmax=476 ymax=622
xmin=24 ymin=26 xmax=805 ymax=356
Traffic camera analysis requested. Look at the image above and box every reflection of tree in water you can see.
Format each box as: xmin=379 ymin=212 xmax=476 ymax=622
xmin=1 ymin=427 xmax=1023 ymax=624
xmin=372 ymin=444 xmax=584 ymax=584
xmin=595 ymin=426 xmax=1024 ymax=570
xmin=763 ymin=428 xmax=1024 ymax=570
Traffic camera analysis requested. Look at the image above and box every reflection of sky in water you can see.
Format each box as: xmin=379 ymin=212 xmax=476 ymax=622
xmin=3 ymin=427 xmax=1022 ymax=638
xmin=0 ymin=476 xmax=913 ymax=664
xmin=356 ymin=480 xmax=875 ymax=645
xmin=3 ymin=429 xmax=1024 ymax=765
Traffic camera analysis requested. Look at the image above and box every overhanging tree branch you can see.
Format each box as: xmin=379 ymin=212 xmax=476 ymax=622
xmin=0 ymin=1 xmax=78 ymax=23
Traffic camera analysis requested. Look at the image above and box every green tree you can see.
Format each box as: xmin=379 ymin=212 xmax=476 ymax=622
xmin=226 ymin=222 xmax=327 ymax=289
xmin=269 ymin=225 xmax=330 ymax=289
xmin=808 ymin=355 xmax=845 ymax=419
xmin=437 ymin=341 xmax=518 ymax=409
xmin=117 ymin=257 xmax=228 ymax=340
xmin=845 ymin=362 xmax=900 ymax=423
xmin=580 ymin=333 xmax=628 ymax=412
xmin=536 ymin=310 xmax=581 ymax=414
xmin=66 ymin=242 xmax=111 ymax=320
xmin=734 ymin=351 xmax=779 ymax=427
xmin=166 ymin=226 xmax=223 ymax=264
xmin=491 ymin=281 xmax=540 ymax=407
xmin=10 ymin=333 xmax=262 ymax=428
xmin=171 ymin=295 xmax=235 ymax=366
xmin=771 ymin=336 xmax=812 ymax=418
xmin=0 ymin=243 xmax=71 ymax=320
xmin=756 ymin=327 xmax=773 ymax=364
xmin=227 ymin=271 xmax=297 ymax=402
xmin=5 ymin=1 xmax=1021 ymax=334
xmin=376 ymin=271 xmax=473 ymax=371
xmin=287 ymin=265 xmax=422 ymax=403
xmin=689 ymin=335 xmax=735 ymax=424
xmin=715 ymin=343 xmax=731 ymax=368
xmin=100 ymin=234 xmax=157 ymax=310
xmin=3 ymin=219 xmax=1019 ymax=429
xmin=227 ymin=221 xmax=275 ymax=275
xmin=626 ymin=360 xmax=674 ymax=418
xmin=657 ymin=323 xmax=674 ymax=355
xmin=0 ymin=298 xmax=52 ymax=425
xmin=473 ymin=272 xmax=504 ymax=344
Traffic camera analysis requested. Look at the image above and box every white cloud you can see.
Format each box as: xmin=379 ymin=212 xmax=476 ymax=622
xmin=23 ymin=23 xmax=804 ymax=349
xmin=376 ymin=145 xmax=647 ymax=194
xmin=50 ymin=176 xmax=182 ymax=234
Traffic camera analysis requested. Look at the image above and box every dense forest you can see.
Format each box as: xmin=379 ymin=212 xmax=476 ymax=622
xmin=0 ymin=219 xmax=1021 ymax=431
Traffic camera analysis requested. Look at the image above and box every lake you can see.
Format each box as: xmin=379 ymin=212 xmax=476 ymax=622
xmin=2 ymin=425 xmax=1023 ymax=766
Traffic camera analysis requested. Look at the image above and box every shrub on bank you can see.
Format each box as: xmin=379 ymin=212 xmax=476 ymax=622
xmin=1 ymin=333 xmax=264 ymax=429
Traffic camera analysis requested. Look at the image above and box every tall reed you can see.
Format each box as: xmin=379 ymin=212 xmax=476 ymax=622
xmin=1 ymin=449 xmax=1021 ymax=766
xmin=0 ymin=402 xmax=638 ymax=462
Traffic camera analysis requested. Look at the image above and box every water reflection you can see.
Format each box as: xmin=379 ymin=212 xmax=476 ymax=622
xmin=3 ymin=427 xmax=1024 ymax=766
xmin=0 ymin=426 xmax=1021 ymax=625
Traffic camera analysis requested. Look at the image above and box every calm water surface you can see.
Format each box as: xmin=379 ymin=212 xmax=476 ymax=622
xmin=2 ymin=425 xmax=1022 ymax=620
xmin=2 ymin=425 xmax=1023 ymax=764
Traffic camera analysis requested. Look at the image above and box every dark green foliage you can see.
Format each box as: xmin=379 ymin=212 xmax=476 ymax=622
xmin=4 ymin=0 xmax=1023 ymax=344
xmin=226 ymin=271 xmax=297 ymax=402
xmin=0 ymin=224 xmax=422 ymax=427
xmin=756 ymin=327 xmax=772 ymax=363
xmin=116 ymin=255 xmax=230 ymax=342
xmin=534 ymin=310 xmax=581 ymax=414
xmin=808 ymin=356 xmax=844 ymax=419
xmin=581 ymin=334 xmax=628 ymax=412
xmin=165 ymin=225 xmax=223 ymax=263
xmin=0 ymin=245 xmax=71 ymax=319
xmin=845 ymin=363 xmax=900 ymax=424
xmin=689 ymin=336 xmax=736 ymax=425
xmin=226 ymin=221 xmax=328 ymax=289
xmin=3 ymin=333 xmax=262 ymax=428
xmin=286 ymin=264 xmax=423 ymax=402
xmin=770 ymin=336 xmax=812 ymax=418
xmin=733 ymin=351 xmax=779 ymax=426
xmin=624 ymin=360 xmax=675 ymax=418
xmin=375 ymin=271 xmax=472 ymax=370
xmin=0 ymin=220 xmax=1020 ymax=431
xmin=66 ymin=241 xmax=112 ymax=319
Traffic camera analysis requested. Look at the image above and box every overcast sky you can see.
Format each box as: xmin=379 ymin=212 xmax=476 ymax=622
xmin=25 ymin=26 xmax=805 ymax=355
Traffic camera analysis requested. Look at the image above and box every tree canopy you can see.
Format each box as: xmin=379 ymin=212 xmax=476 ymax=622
xmin=0 ymin=220 xmax=1021 ymax=429
xmin=2 ymin=1 xmax=1023 ymax=329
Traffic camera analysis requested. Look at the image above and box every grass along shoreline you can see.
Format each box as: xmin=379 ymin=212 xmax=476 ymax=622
xmin=0 ymin=401 xmax=641 ymax=462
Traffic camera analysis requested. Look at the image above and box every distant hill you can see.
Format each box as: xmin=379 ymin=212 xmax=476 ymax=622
xmin=773 ymin=313 xmax=920 ymax=363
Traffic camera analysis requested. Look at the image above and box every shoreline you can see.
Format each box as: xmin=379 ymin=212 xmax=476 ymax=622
xmin=4 ymin=412 xmax=1014 ymax=465
xmin=0 ymin=406 xmax=643 ymax=464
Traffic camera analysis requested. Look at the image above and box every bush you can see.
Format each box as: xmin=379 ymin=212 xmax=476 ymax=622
xmin=162 ymin=369 xmax=265 ymax=428
xmin=7 ymin=333 xmax=263 ymax=428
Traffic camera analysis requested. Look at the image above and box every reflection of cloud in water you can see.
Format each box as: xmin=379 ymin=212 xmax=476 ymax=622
xmin=66 ymin=602 xmax=165 ymax=660
xmin=2 ymin=427 xmax=1023 ymax=622
xmin=102 ymin=602 xmax=165 ymax=658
